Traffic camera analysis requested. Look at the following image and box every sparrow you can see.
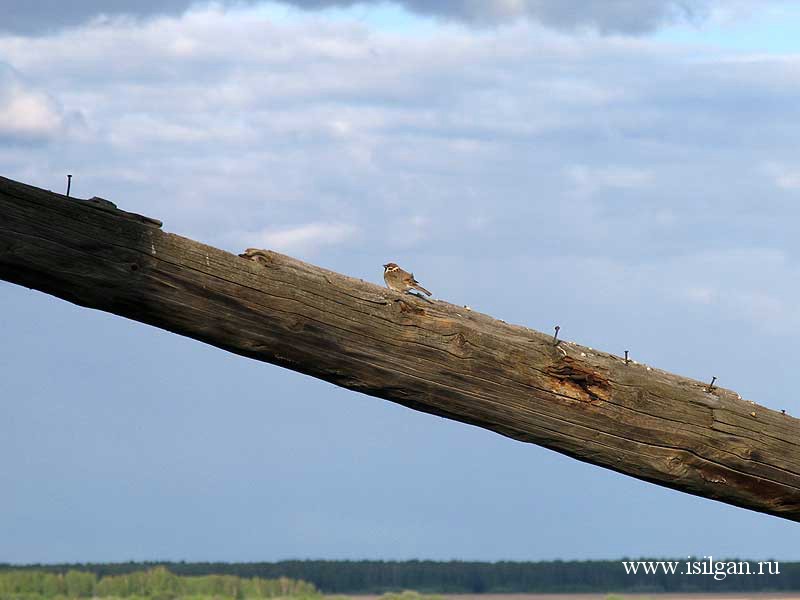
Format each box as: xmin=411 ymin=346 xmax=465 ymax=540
xmin=383 ymin=262 xmax=432 ymax=296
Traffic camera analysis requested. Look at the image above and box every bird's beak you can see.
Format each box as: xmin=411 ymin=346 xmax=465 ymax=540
xmin=382 ymin=264 xmax=388 ymax=268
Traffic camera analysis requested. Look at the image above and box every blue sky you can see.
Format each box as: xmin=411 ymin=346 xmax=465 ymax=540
xmin=3 ymin=0 xmax=800 ymax=564
xmin=656 ymin=3 xmax=800 ymax=53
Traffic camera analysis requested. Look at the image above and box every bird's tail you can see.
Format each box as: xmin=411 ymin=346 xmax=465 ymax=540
xmin=414 ymin=284 xmax=432 ymax=296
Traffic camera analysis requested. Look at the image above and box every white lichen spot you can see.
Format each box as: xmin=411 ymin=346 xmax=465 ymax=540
xmin=581 ymin=352 xmax=586 ymax=357
xmin=150 ymin=242 xmax=156 ymax=255
xmin=205 ymin=254 xmax=210 ymax=267
xmin=646 ymin=367 xmax=652 ymax=371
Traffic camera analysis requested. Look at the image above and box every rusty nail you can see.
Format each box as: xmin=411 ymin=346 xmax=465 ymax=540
xmin=707 ymin=376 xmax=717 ymax=392
xmin=624 ymin=350 xmax=629 ymax=365
xmin=553 ymin=325 xmax=560 ymax=345
xmin=66 ymin=174 xmax=72 ymax=197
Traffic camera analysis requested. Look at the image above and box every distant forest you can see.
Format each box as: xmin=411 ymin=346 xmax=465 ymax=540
xmin=0 ymin=560 xmax=797 ymax=594
xmin=0 ymin=567 xmax=317 ymax=600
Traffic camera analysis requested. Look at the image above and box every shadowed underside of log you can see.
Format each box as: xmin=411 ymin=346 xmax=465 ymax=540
xmin=1 ymin=174 xmax=799 ymax=523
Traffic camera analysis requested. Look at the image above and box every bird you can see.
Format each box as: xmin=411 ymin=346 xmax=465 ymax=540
xmin=383 ymin=262 xmax=432 ymax=296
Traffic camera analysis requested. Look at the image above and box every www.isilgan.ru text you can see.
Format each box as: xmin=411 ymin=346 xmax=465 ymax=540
xmin=622 ymin=557 xmax=780 ymax=581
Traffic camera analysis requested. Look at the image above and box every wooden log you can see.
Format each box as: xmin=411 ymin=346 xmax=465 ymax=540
xmin=1 ymin=174 xmax=799 ymax=521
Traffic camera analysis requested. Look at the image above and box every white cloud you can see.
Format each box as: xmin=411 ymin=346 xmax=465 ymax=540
xmin=0 ymin=66 xmax=66 ymax=142
xmin=0 ymin=4 xmax=798 ymax=273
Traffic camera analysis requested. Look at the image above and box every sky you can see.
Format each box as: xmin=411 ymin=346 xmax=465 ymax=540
xmin=3 ymin=0 xmax=800 ymax=564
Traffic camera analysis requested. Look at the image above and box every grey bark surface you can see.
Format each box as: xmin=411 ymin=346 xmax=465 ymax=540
xmin=1 ymin=175 xmax=799 ymax=522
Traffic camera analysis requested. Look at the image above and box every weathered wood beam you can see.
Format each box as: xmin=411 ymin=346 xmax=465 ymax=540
xmin=1 ymin=174 xmax=799 ymax=522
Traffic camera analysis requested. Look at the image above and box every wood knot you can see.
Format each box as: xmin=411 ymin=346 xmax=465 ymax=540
xmin=288 ymin=317 xmax=305 ymax=332
xmin=445 ymin=331 xmax=472 ymax=358
xmin=239 ymin=248 xmax=274 ymax=266
xmin=664 ymin=455 xmax=691 ymax=478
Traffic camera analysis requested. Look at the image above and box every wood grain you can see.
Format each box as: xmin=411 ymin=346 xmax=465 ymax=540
xmin=2 ymin=174 xmax=799 ymax=521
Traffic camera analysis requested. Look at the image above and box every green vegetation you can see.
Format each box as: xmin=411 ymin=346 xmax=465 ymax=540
xmin=0 ymin=560 xmax=797 ymax=594
xmin=0 ymin=567 xmax=318 ymax=600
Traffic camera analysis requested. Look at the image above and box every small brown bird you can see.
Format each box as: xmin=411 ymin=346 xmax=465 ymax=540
xmin=383 ymin=262 xmax=432 ymax=296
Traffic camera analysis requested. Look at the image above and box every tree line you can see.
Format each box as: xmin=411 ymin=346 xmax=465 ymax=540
xmin=0 ymin=567 xmax=317 ymax=600
xmin=1 ymin=560 xmax=798 ymax=594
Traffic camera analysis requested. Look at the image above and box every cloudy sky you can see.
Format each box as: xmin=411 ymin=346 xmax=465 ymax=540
xmin=3 ymin=0 xmax=800 ymax=564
